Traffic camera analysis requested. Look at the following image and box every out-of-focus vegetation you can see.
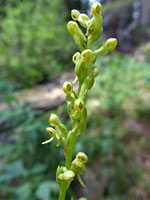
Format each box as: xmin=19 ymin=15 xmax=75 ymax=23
xmin=0 ymin=0 xmax=74 ymax=88
xmin=0 ymin=0 xmax=150 ymax=199
xmin=0 ymin=82 xmax=61 ymax=199
xmin=92 ymin=53 xmax=150 ymax=117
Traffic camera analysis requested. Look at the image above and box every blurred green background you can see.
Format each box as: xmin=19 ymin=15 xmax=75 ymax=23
xmin=0 ymin=0 xmax=150 ymax=199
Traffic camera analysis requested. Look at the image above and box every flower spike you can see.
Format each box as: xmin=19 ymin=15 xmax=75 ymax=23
xmin=42 ymin=2 xmax=118 ymax=199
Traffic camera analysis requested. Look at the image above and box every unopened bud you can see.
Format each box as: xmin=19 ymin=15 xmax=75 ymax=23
xmin=67 ymin=21 xmax=79 ymax=35
xmin=105 ymin=38 xmax=117 ymax=52
xmin=49 ymin=114 xmax=59 ymax=126
xmin=63 ymin=81 xmax=73 ymax=94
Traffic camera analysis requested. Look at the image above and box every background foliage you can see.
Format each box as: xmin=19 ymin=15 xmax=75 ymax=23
xmin=0 ymin=0 xmax=74 ymax=87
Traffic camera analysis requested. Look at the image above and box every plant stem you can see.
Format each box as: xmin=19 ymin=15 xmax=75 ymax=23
xmin=58 ymin=94 xmax=87 ymax=198
xmin=58 ymin=183 xmax=68 ymax=200
xmin=57 ymin=137 xmax=76 ymax=199
xmin=65 ymin=132 xmax=77 ymax=169
xmin=58 ymin=125 xmax=78 ymax=199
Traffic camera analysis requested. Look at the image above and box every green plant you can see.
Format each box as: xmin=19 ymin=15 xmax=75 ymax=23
xmin=42 ymin=2 xmax=117 ymax=199
xmin=0 ymin=83 xmax=61 ymax=200
xmin=0 ymin=0 xmax=74 ymax=88
xmin=90 ymin=53 xmax=150 ymax=118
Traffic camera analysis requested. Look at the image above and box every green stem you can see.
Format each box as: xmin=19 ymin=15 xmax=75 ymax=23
xmin=58 ymin=76 xmax=88 ymax=199
xmin=65 ymin=132 xmax=77 ymax=169
xmin=77 ymin=82 xmax=82 ymax=98
xmin=58 ymin=183 xmax=68 ymax=200
xmin=58 ymin=126 xmax=78 ymax=200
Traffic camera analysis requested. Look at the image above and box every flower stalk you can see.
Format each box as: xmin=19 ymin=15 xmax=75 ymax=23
xmin=42 ymin=2 xmax=117 ymax=200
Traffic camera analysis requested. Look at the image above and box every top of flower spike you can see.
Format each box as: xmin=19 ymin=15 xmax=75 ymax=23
xmin=67 ymin=1 xmax=117 ymax=51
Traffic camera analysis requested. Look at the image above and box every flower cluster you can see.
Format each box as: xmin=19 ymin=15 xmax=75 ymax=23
xmin=56 ymin=152 xmax=88 ymax=188
xmin=42 ymin=2 xmax=117 ymax=200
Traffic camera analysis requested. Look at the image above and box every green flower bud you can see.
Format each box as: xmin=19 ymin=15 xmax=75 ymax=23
xmin=93 ymin=67 xmax=99 ymax=77
xmin=56 ymin=166 xmax=66 ymax=184
xmin=91 ymin=2 xmax=102 ymax=16
xmin=58 ymin=170 xmax=75 ymax=182
xmin=67 ymin=21 xmax=79 ymax=35
xmin=94 ymin=39 xmax=117 ymax=57
xmin=49 ymin=114 xmax=59 ymax=126
xmin=72 ymin=52 xmax=80 ymax=64
xmin=74 ymin=99 xmax=85 ymax=112
xmin=78 ymin=14 xmax=89 ymax=28
xmin=63 ymin=81 xmax=73 ymax=94
xmin=81 ymin=49 xmax=93 ymax=62
xmin=76 ymin=152 xmax=88 ymax=166
xmin=46 ymin=127 xmax=56 ymax=136
xmin=43 ymin=126 xmax=64 ymax=145
xmin=67 ymin=21 xmax=87 ymax=50
xmin=42 ymin=127 xmax=58 ymax=145
xmin=71 ymin=10 xmax=89 ymax=28
xmin=71 ymin=152 xmax=88 ymax=188
xmin=71 ymin=9 xmax=80 ymax=21
xmin=105 ymin=38 xmax=117 ymax=52
xmin=86 ymin=2 xmax=103 ymax=48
